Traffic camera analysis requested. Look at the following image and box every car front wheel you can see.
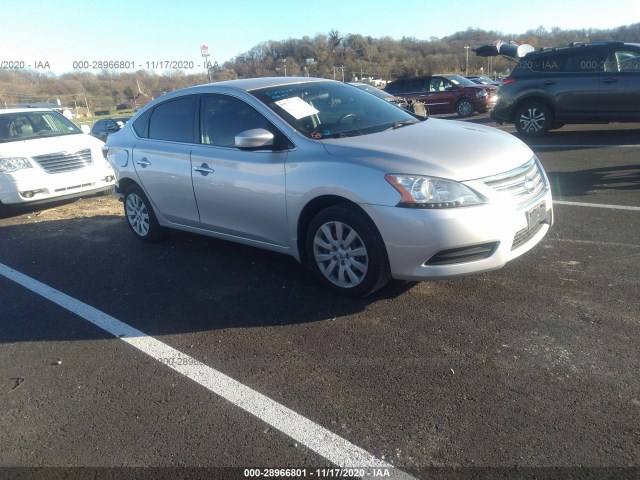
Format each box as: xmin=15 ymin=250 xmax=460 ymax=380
xmin=515 ymin=101 xmax=553 ymax=136
xmin=123 ymin=184 xmax=165 ymax=242
xmin=305 ymin=204 xmax=391 ymax=297
xmin=456 ymin=98 xmax=475 ymax=117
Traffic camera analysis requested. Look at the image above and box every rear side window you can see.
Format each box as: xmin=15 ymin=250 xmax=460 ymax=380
xmin=148 ymin=96 xmax=196 ymax=143
xmin=563 ymin=50 xmax=607 ymax=73
xmin=387 ymin=79 xmax=428 ymax=94
xmin=132 ymin=109 xmax=152 ymax=138
xmin=610 ymin=49 xmax=640 ymax=72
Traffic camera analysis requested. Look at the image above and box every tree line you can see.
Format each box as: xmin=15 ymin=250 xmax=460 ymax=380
xmin=1 ymin=23 xmax=638 ymax=113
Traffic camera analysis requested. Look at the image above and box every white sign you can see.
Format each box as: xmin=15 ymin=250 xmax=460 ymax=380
xmin=201 ymin=44 xmax=209 ymax=57
xmin=275 ymin=97 xmax=319 ymax=120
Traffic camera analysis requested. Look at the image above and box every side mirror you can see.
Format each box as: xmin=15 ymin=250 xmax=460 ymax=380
xmin=80 ymin=124 xmax=91 ymax=134
xmin=235 ymin=128 xmax=275 ymax=149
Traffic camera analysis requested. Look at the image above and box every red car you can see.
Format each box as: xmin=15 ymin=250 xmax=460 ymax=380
xmin=385 ymin=74 xmax=497 ymax=117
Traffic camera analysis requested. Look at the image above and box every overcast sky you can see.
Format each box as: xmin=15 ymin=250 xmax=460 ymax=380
xmin=4 ymin=0 xmax=639 ymax=74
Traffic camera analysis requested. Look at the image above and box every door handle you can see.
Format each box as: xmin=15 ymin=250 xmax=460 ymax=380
xmin=136 ymin=157 xmax=151 ymax=168
xmin=602 ymin=78 xmax=618 ymax=84
xmin=194 ymin=163 xmax=215 ymax=175
xmin=542 ymin=80 xmax=556 ymax=85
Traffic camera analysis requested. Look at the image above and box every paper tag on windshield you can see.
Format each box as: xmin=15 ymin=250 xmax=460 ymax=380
xmin=275 ymin=97 xmax=319 ymax=120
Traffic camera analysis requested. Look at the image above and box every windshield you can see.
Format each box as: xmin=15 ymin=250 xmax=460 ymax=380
xmin=250 ymin=81 xmax=418 ymax=139
xmin=444 ymin=75 xmax=478 ymax=87
xmin=0 ymin=110 xmax=82 ymax=143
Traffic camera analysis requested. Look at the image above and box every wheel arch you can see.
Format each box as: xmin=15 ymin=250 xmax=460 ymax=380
xmin=115 ymin=176 xmax=140 ymax=198
xmin=296 ymin=195 xmax=380 ymax=265
xmin=508 ymin=95 xmax=555 ymax=123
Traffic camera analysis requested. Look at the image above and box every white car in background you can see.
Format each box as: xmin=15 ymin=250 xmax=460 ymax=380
xmin=0 ymin=108 xmax=115 ymax=209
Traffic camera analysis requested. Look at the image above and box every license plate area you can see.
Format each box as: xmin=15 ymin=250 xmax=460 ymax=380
xmin=526 ymin=201 xmax=546 ymax=230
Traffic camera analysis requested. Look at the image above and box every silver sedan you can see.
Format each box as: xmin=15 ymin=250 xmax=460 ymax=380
xmin=105 ymin=77 xmax=553 ymax=296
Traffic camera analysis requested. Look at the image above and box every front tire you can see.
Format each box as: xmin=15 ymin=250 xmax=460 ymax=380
xmin=305 ymin=204 xmax=390 ymax=297
xmin=123 ymin=184 xmax=166 ymax=242
xmin=515 ymin=101 xmax=553 ymax=136
xmin=456 ymin=98 xmax=475 ymax=117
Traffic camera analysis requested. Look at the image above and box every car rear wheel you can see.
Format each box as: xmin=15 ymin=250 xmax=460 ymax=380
xmin=123 ymin=184 xmax=165 ymax=242
xmin=305 ymin=204 xmax=390 ymax=297
xmin=515 ymin=101 xmax=553 ymax=136
xmin=456 ymin=99 xmax=475 ymax=117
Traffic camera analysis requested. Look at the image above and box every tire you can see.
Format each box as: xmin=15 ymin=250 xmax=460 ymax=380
xmin=305 ymin=204 xmax=391 ymax=297
xmin=456 ymin=98 xmax=475 ymax=117
xmin=514 ymin=101 xmax=553 ymax=136
xmin=123 ymin=184 xmax=166 ymax=242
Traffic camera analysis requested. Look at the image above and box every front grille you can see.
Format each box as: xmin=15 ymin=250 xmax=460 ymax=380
xmin=512 ymin=222 xmax=544 ymax=250
xmin=32 ymin=149 xmax=93 ymax=174
xmin=481 ymin=157 xmax=546 ymax=208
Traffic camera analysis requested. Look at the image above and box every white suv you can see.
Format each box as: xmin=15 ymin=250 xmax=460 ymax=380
xmin=0 ymin=108 xmax=115 ymax=208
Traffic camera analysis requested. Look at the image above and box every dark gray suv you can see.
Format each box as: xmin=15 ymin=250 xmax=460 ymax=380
xmin=486 ymin=41 xmax=640 ymax=136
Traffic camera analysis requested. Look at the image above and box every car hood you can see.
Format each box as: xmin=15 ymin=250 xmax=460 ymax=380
xmin=0 ymin=133 xmax=104 ymax=158
xmin=320 ymin=118 xmax=533 ymax=181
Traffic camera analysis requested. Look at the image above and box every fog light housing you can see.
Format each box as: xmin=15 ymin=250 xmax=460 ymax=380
xmin=20 ymin=189 xmax=46 ymax=198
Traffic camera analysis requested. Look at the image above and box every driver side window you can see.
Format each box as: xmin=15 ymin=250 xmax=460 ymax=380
xmin=200 ymin=95 xmax=271 ymax=148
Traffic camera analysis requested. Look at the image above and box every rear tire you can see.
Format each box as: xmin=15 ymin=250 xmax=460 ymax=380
xmin=123 ymin=184 xmax=166 ymax=242
xmin=305 ymin=204 xmax=391 ymax=297
xmin=515 ymin=101 xmax=553 ymax=136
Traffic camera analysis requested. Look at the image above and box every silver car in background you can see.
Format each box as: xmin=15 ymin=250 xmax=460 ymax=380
xmin=105 ymin=77 xmax=553 ymax=296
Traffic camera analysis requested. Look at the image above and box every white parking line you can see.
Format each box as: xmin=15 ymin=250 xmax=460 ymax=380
xmin=0 ymin=262 xmax=415 ymax=479
xmin=553 ymin=200 xmax=640 ymax=212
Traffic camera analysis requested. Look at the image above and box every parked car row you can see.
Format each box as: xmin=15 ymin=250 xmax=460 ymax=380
xmin=379 ymin=40 xmax=640 ymax=136
xmin=384 ymin=74 xmax=498 ymax=117
xmin=475 ymin=40 xmax=640 ymax=136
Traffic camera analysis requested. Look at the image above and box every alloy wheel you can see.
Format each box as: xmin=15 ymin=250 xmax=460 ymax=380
xmin=312 ymin=221 xmax=369 ymax=288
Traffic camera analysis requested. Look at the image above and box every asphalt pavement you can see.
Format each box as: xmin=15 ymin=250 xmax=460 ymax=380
xmin=1 ymin=117 xmax=639 ymax=480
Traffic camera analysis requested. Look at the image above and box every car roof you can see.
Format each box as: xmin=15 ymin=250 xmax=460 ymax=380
xmin=133 ymin=77 xmax=339 ymax=113
xmin=171 ymin=76 xmax=331 ymax=96
xmin=0 ymin=108 xmax=55 ymax=115
xmin=524 ymin=41 xmax=640 ymax=58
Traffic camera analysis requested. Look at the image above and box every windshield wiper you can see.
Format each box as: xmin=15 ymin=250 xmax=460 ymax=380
xmin=389 ymin=120 xmax=418 ymax=130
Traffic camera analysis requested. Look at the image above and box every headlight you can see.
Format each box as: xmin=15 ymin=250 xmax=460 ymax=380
xmin=385 ymin=174 xmax=487 ymax=208
xmin=476 ymin=90 xmax=488 ymax=99
xmin=0 ymin=157 xmax=32 ymax=173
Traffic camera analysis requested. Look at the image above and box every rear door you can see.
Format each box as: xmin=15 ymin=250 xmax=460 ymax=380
xmin=534 ymin=50 xmax=603 ymax=121
xmin=557 ymin=49 xmax=605 ymax=119
xmin=131 ymin=96 xmax=201 ymax=227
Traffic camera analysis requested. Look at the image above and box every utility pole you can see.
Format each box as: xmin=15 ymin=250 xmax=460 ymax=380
xmin=464 ymin=46 xmax=470 ymax=76
xmin=201 ymin=44 xmax=212 ymax=82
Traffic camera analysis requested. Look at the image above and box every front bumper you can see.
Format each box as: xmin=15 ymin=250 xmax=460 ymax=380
xmin=490 ymin=103 xmax=511 ymax=124
xmin=361 ymin=190 xmax=553 ymax=281
xmin=0 ymin=165 xmax=116 ymax=205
